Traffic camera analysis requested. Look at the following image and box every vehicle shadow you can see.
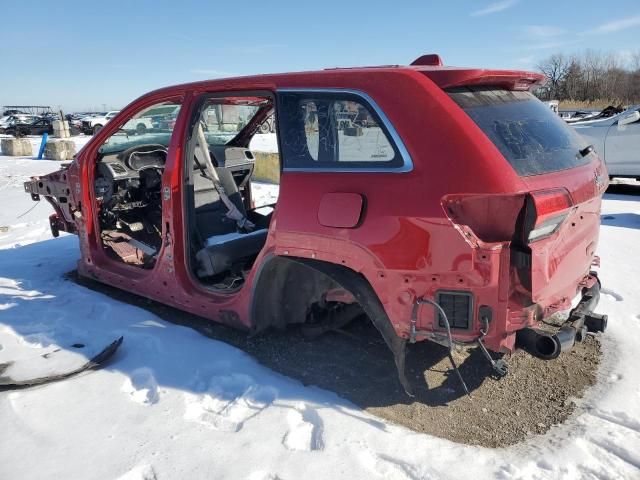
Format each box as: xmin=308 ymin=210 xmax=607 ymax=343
xmin=606 ymin=182 xmax=640 ymax=198
xmin=68 ymin=270 xmax=493 ymax=408
xmin=601 ymin=213 xmax=640 ymax=229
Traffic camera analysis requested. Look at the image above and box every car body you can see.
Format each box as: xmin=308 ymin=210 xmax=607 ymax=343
xmin=5 ymin=117 xmax=81 ymax=137
xmin=572 ymin=105 xmax=640 ymax=179
xmin=68 ymin=112 xmax=99 ymax=130
xmin=80 ymin=111 xmax=120 ymax=134
xmin=25 ymin=56 xmax=608 ymax=393
xmin=0 ymin=114 xmax=39 ymax=132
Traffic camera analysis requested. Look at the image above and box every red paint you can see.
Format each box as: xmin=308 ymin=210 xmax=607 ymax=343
xmin=28 ymin=61 xmax=606 ymax=355
xmin=318 ymin=193 xmax=364 ymax=228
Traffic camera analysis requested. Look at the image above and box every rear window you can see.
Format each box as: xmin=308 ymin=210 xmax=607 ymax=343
xmin=448 ymin=87 xmax=590 ymax=176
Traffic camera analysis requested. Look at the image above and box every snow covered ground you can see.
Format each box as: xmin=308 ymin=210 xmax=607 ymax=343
xmin=1 ymin=136 xmax=639 ymax=479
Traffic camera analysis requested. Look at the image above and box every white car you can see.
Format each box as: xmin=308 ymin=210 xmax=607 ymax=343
xmin=80 ymin=111 xmax=120 ymax=134
xmin=572 ymin=105 xmax=640 ymax=179
xmin=81 ymin=110 xmax=155 ymax=136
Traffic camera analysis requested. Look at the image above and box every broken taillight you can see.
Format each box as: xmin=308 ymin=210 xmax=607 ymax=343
xmin=526 ymin=188 xmax=572 ymax=243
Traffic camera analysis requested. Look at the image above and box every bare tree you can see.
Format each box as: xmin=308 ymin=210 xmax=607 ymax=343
xmin=534 ymin=49 xmax=640 ymax=105
xmin=536 ymin=54 xmax=571 ymax=100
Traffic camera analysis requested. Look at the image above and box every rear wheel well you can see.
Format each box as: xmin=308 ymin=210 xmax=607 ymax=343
xmin=250 ymin=255 xmax=412 ymax=394
xmin=250 ymin=255 xmax=347 ymax=332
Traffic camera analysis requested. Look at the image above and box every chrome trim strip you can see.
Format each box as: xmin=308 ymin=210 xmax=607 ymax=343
xmin=276 ymin=88 xmax=414 ymax=173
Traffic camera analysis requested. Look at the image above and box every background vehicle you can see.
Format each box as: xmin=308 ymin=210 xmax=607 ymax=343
xmin=24 ymin=56 xmax=608 ymax=394
xmin=5 ymin=117 xmax=81 ymax=137
xmin=0 ymin=114 xmax=38 ymax=132
xmin=81 ymin=111 xmax=120 ymax=134
xmin=572 ymin=105 xmax=640 ymax=179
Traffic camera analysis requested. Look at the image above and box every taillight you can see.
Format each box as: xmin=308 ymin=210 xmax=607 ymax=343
xmin=527 ymin=188 xmax=572 ymax=243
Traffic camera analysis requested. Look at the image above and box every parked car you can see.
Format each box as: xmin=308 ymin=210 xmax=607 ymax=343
xmin=1 ymin=109 xmax=26 ymax=116
xmin=24 ymin=55 xmax=609 ymax=395
xmin=80 ymin=111 xmax=120 ymax=134
xmin=5 ymin=117 xmax=81 ymax=137
xmin=572 ymin=105 xmax=640 ymax=179
xmin=0 ymin=114 xmax=39 ymax=133
xmin=565 ymin=105 xmax=625 ymax=124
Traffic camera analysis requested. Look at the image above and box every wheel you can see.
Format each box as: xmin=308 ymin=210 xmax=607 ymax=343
xmin=93 ymin=124 xmax=103 ymax=134
xmin=259 ymin=122 xmax=270 ymax=134
xmin=136 ymin=123 xmax=147 ymax=135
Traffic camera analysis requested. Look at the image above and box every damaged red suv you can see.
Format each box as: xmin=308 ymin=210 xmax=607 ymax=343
xmin=26 ymin=54 xmax=608 ymax=395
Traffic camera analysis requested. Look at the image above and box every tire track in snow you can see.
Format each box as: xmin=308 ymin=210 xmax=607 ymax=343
xmin=588 ymin=409 xmax=640 ymax=435
xmin=588 ymin=437 xmax=640 ymax=472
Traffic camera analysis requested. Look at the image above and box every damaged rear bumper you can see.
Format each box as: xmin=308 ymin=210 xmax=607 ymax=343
xmin=516 ymin=273 xmax=607 ymax=360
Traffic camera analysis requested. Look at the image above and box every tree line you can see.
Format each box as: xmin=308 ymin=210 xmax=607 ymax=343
xmin=534 ymin=50 xmax=640 ymax=105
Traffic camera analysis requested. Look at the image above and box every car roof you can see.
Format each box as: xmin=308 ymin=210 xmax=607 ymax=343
xmin=138 ymin=59 xmax=546 ymax=101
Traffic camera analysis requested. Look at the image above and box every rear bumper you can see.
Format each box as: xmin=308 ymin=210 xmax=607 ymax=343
xmin=516 ymin=272 xmax=607 ymax=359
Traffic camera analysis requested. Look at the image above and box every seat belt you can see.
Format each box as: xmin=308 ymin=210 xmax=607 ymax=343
xmin=195 ymin=123 xmax=254 ymax=232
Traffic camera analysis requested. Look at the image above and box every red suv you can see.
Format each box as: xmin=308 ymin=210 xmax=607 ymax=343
xmin=26 ymin=55 xmax=608 ymax=395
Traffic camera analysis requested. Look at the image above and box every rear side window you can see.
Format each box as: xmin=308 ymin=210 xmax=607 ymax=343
xmin=448 ymin=87 xmax=590 ymax=176
xmin=278 ymin=91 xmax=405 ymax=170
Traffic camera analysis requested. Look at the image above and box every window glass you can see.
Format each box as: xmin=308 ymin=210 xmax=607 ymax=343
xmin=447 ymin=87 xmax=590 ymax=176
xmin=99 ymin=101 xmax=182 ymax=154
xmin=198 ymin=98 xmax=266 ymax=146
xmin=278 ymin=92 xmax=401 ymax=169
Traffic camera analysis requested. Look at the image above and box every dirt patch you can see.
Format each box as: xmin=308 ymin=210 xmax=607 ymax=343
xmin=69 ymin=272 xmax=601 ymax=448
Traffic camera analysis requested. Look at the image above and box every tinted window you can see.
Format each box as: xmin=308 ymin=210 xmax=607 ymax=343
xmin=448 ymin=87 xmax=590 ymax=176
xmin=278 ymin=92 xmax=402 ymax=170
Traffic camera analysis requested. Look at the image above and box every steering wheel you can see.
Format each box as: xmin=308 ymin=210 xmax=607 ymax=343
xmin=118 ymin=144 xmax=168 ymax=171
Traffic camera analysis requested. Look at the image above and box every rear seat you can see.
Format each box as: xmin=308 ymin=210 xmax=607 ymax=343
xmin=192 ymin=165 xmax=267 ymax=278
xmin=195 ymin=229 xmax=268 ymax=278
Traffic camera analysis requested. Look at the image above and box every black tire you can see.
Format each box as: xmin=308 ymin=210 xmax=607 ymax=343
xmin=259 ymin=122 xmax=270 ymax=134
xmin=136 ymin=123 xmax=147 ymax=135
xmin=93 ymin=124 xmax=103 ymax=134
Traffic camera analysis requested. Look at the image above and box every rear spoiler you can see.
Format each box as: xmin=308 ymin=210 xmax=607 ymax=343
xmin=420 ymin=68 xmax=547 ymax=91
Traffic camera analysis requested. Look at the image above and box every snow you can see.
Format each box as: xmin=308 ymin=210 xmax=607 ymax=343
xmin=1 ymin=139 xmax=640 ymax=479
xmin=250 ymin=133 xmax=278 ymax=153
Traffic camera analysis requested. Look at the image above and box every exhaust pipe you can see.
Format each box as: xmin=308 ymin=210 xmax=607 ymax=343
xmin=517 ymin=274 xmax=607 ymax=360
xmin=516 ymin=326 xmax=575 ymax=360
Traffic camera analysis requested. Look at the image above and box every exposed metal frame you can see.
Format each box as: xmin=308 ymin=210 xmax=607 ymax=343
xmin=277 ymin=88 xmax=414 ymax=173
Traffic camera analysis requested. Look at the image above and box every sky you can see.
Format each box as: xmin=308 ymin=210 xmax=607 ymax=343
xmin=1 ymin=0 xmax=639 ymax=112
